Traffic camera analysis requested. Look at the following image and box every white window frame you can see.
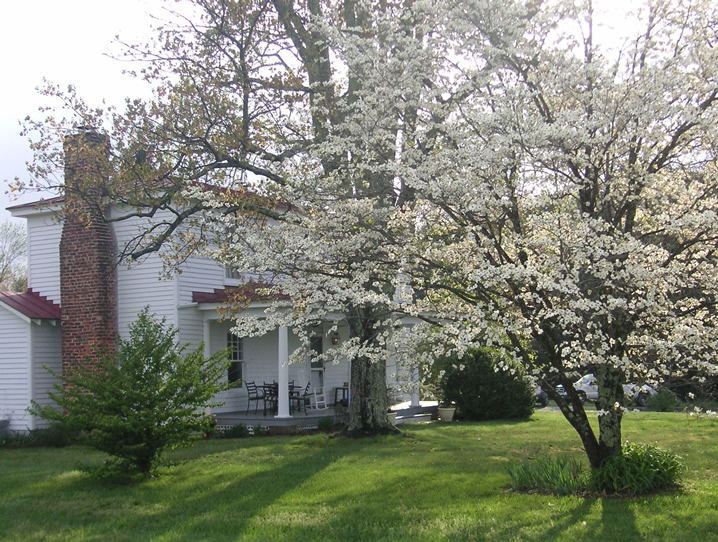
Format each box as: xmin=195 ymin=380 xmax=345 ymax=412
xmin=227 ymin=332 xmax=244 ymax=383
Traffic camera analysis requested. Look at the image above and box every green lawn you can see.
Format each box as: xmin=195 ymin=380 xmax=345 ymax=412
xmin=1 ymin=411 xmax=716 ymax=541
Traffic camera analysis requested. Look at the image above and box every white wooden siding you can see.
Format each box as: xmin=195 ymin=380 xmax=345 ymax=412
xmin=25 ymin=213 xmax=62 ymax=303
xmin=177 ymin=256 xmax=225 ymax=305
xmin=0 ymin=307 xmax=31 ymax=431
xmin=177 ymin=308 xmax=204 ymax=351
xmin=112 ymin=215 xmax=178 ymax=338
xmin=176 ymin=255 xmax=225 ymax=349
xmin=30 ymin=321 xmax=62 ymax=430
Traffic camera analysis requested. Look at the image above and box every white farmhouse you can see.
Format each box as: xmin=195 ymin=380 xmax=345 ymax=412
xmin=0 ymin=131 xmax=411 ymax=432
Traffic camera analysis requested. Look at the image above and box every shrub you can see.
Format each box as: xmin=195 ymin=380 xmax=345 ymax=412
xmin=507 ymin=455 xmax=588 ymax=496
xmin=647 ymin=389 xmax=680 ymax=412
xmin=31 ymin=308 xmax=236 ymax=476
xmin=437 ymin=348 xmax=534 ymax=420
xmin=317 ymin=417 xmax=335 ymax=432
xmin=212 ymin=424 xmax=250 ymax=439
xmin=591 ymin=442 xmax=685 ymax=495
xmin=0 ymin=423 xmax=77 ymax=449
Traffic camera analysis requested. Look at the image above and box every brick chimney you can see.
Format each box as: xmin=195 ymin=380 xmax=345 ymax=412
xmin=60 ymin=129 xmax=117 ymax=375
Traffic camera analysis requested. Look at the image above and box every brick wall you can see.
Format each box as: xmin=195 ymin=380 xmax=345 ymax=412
xmin=60 ymin=130 xmax=117 ymax=375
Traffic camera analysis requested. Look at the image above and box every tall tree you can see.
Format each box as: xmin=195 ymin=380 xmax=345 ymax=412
xmin=399 ymin=0 xmax=718 ymax=467
xmin=201 ymin=0 xmax=445 ymax=435
xmin=0 ymin=221 xmax=27 ymax=291
xmin=17 ymin=0 xmax=443 ymax=435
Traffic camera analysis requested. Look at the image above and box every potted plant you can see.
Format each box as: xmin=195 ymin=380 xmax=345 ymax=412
xmin=421 ymin=364 xmax=456 ymax=421
xmin=437 ymin=402 xmax=456 ymax=422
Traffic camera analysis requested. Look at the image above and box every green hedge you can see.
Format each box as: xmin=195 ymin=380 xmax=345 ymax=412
xmin=438 ymin=347 xmax=535 ymax=421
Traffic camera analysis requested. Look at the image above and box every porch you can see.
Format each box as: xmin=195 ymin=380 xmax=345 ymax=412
xmin=213 ymin=400 xmax=439 ymax=432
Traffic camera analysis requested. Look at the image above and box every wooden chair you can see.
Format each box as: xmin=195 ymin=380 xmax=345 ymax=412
xmin=245 ymin=381 xmax=264 ymax=414
xmin=310 ymin=386 xmax=328 ymax=410
xmin=263 ymin=381 xmax=278 ymax=415
xmin=290 ymin=382 xmax=312 ymax=415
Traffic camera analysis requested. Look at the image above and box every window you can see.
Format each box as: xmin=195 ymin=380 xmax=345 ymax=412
xmin=227 ymin=332 xmax=243 ymax=383
xmin=225 ymin=265 xmax=241 ymax=281
xmin=310 ymin=336 xmax=323 ymax=369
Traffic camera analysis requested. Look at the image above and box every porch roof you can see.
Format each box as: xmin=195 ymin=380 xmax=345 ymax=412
xmin=0 ymin=289 xmax=61 ymax=320
xmin=192 ymin=283 xmax=289 ymax=305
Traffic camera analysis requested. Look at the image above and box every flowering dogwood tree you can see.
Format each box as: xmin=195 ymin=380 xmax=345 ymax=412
xmin=17 ymin=0 xmax=718 ymax=456
xmin=17 ymin=0 xmax=444 ymax=435
xmin=198 ymin=0 xmax=446 ymax=435
xmin=396 ymin=0 xmax=718 ymax=467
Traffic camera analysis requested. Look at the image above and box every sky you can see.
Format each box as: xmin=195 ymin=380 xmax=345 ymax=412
xmin=0 ymin=0 xmax=637 ymax=224
xmin=0 ymin=0 xmax=155 ymax=223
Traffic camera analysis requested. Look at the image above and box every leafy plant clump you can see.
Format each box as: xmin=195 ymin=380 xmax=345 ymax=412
xmin=211 ymin=424 xmax=250 ymax=439
xmin=317 ymin=417 xmax=335 ymax=432
xmin=507 ymin=455 xmax=588 ymax=496
xmin=31 ymin=308 xmax=236 ymax=477
xmin=591 ymin=442 xmax=686 ymax=495
xmin=647 ymin=389 xmax=681 ymax=412
xmin=0 ymin=423 xmax=77 ymax=449
xmin=437 ymin=348 xmax=535 ymax=421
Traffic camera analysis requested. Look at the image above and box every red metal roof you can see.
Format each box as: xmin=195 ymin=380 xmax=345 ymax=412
xmin=0 ymin=289 xmax=61 ymax=320
xmin=6 ymin=182 xmax=277 ymax=213
xmin=192 ymin=283 xmax=289 ymax=304
xmin=6 ymin=195 xmax=66 ymax=211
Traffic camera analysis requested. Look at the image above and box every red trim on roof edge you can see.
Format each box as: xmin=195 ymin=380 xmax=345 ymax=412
xmin=0 ymin=288 xmax=61 ymax=319
xmin=192 ymin=283 xmax=288 ymax=304
xmin=6 ymin=195 xmax=66 ymax=211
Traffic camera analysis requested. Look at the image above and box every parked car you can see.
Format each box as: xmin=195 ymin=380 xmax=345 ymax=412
xmin=627 ymin=383 xmax=658 ymax=406
xmin=556 ymin=374 xmax=656 ymax=405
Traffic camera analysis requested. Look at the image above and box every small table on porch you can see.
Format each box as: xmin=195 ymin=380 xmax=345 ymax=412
xmin=263 ymin=382 xmax=305 ymax=415
xmin=334 ymin=385 xmax=349 ymax=406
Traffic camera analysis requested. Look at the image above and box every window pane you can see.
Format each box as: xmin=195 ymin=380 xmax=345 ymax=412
xmin=310 ymin=336 xmax=323 ymax=369
xmin=228 ymin=361 xmax=242 ymax=383
xmin=227 ymin=333 xmax=243 ymax=382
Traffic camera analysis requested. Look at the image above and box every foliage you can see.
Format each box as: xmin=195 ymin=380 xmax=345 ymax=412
xmin=31 ymin=308 xmax=235 ymax=476
xmin=211 ymin=424 xmax=250 ymax=439
xmin=16 ymin=0 xmax=718 ymax=460
xmin=0 ymin=221 xmax=26 ymax=291
xmin=647 ymin=390 xmax=681 ymax=412
xmin=507 ymin=455 xmax=588 ymax=496
xmin=317 ymin=417 xmax=335 ymax=433
xmin=437 ymin=348 xmax=535 ymax=421
xmin=0 ymin=423 xmax=77 ymax=449
xmin=396 ymin=0 xmax=718 ymax=468
xmin=590 ymin=442 xmax=686 ymax=495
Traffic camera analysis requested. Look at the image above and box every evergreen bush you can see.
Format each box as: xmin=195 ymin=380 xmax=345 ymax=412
xmin=646 ymin=389 xmax=681 ymax=412
xmin=31 ymin=308 xmax=236 ymax=476
xmin=437 ymin=348 xmax=535 ymax=420
xmin=317 ymin=417 xmax=335 ymax=432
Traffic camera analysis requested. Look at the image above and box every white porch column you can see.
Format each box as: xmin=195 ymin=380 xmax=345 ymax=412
xmin=203 ymin=318 xmax=211 ymax=359
xmin=410 ymin=366 xmax=420 ymax=407
xmin=276 ymin=325 xmax=291 ymax=418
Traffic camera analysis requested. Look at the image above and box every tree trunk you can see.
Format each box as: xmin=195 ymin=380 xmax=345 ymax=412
xmin=550 ymin=367 xmax=625 ymax=469
xmin=594 ymin=365 xmax=625 ymax=465
xmin=552 ymin=389 xmax=603 ymax=469
xmin=344 ymin=354 xmax=398 ymax=437
xmin=342 ymin=308 xmax=399 ymax=437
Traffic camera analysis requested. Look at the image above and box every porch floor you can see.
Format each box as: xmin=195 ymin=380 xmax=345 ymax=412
xmin=214 ymin=400 xmax=439 ymax=432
